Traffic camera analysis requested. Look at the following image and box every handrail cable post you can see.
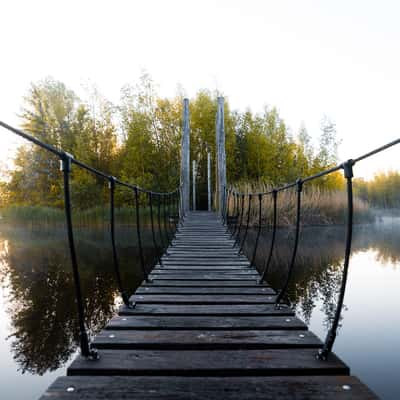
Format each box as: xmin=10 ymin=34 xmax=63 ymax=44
xmin=109 ymin=176 xmax=132 ymax=307
xmin=168 ymin=193 xmax=176 ymax=239
xmin=233 ymin=193 xmax=245 ymax=248
xmin=259 ymin=190 xmax=278 ymax=283
xmin=163 ymin=194 xmax=171 ymax=244
xmin=275 ymin=179 xmax=303 ymax=306
xmin=134 ymin=187 xmax=150 ymax=283
xmin=60 ymin=153 xmax=99 ymax=360
xmin=148 ymin=192 xmax=163 ymax=267
xmin=239 ymin=193 xmax=252 ymax=254
xmin=174 ymin=191 xmax=181 ymax=233
xmin=157 ymin=195 xmax=167 ymax=253
xmin=250 ymin=193 xmax=263 ymax=267
xmin=169 ymin=193 xmax=176 ymax=238
xmin=225 ymin=188 xmax=231 ymax=232
xmin=222 ymin=186 xmax=227 ymax=222
xmin=179 ymin=185 xmax=185 ymax=225
xmin=318 ymin=160 xmax=355 ymax=360
xmin=229 ymin=191 xmax=238 ymax=236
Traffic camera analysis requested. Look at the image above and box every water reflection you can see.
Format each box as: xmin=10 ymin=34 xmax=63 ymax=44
xmin=0 ymin=219 xmax=399 ymax=398
xmin=0 ymin=226 xmax=154 ymax=375
xmin=244 ymin=218 xmax=400 ymax=326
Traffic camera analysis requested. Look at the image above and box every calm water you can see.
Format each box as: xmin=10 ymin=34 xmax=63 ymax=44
xmin=0 ymin=219 xmax=399 ymax=399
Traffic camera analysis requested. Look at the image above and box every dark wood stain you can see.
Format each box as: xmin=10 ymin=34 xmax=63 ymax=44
xmin=39 ymin=212 xmax=378 ymax=399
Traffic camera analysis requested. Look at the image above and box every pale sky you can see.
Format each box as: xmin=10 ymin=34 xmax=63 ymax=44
xmin=1 ymin=0 xmax=400 ymax=179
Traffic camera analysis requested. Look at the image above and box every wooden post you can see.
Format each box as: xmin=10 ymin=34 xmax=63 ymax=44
xmin=180 ymin=98 xmax=190 ymax=214
xmin=216 ymin=97 xmax=227 ymax=213
xmin=207 ymin=151 xmax=211 ymax=211
xmin=192 ymin=159 xmax=196 ymax=211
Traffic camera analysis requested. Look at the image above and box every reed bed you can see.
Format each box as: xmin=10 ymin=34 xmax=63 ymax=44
xmin=229 ymin=184 xmax=374 ymax=226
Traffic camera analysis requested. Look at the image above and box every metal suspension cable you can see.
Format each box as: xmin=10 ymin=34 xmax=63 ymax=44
xmin=230 ymin=192 xmax=240 ymax=238
xmin=259 ymin=190 xmax=278 ymax=283
xmin=229 ymin=138 xmax=399 ymax=360
xmin=60 ymin=154 xmax=98 ymax=360
xmin=239 ymin=194 xmax=252 ymax=254
xmin=250 ymin=193 xmax=263 ymax=268
xmin=157 ymin=195 xmax=166 ymax=251
xmin=133 ymin=188 xmax=150 ymax=283
xmin=148 ymin=192 xmax=163 ymax=267
xmin=275 ymin=179 xmax=303 ymax=306
xmin=224 ymin=188 xmax=231 ymax=229
xmin=318 ymin=160 xmax=354 ymax=360
xmin=233 ymin=194 xmax=245 ymax=248
xmin=109 ymin=176 xmax=132 ymax=307
xmin=0 ymin=121 xmax=180 ymax=359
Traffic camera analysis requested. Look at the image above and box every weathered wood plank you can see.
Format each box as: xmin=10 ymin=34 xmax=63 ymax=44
xmin=144 ymin=280 xmax=265 ymax=286
xmin=130 ymin=294 xmax=276 ymax=304
xmin=160 ymin=260 xmax=250 ymax=265
xmin=155 ymin=266 xmax=254 ymax=272
xmin=40 ymin=211 xmax=377 ymax=400
xmin=136 ymin=286 xmax=275 ymax=294
xmin=67 ymin=349 xmax=349 ymax=376
xmin=93 ymin=329 xmax=322 ymax=350
xmin=40 ymin=375 xmax=378 ymax=400
xmin=165 ymin=253 xmax=248 ymax=259
xmin=149 ymin=274 xmax=259 ymax=280
xmin=119 ymin=304 xmax=294 ymax=316
xmin=106 ymin=315 xmax=307 ymax=330
xmin=150 ymin=271 xmax=258 ymax=277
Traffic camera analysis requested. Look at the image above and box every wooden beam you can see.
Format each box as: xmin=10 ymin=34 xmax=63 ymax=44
xmin=207 ymin=151 xmax=212 ymax=211
xmin=180 ymin=98 xmax=190 ymax=213
xmin=216 ymin=97 xmax=227 ymax=213
xmin=192 ymin=159 xmax=196 ymax=210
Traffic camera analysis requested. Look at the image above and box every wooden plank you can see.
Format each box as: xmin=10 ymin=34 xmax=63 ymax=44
xmin=136 ymin=286 xmax=275 ymax=294
xmin=130 ymin=294 xmax=276 ymax=304
xmin=106 ymin=315 xmax=307 ymax=330
xmin=39 ymin=211 xmax=378 ymax=400
xmin=149 ymin=274 xmax=259 ymax=280
xmin=144 ymin=280 xmax=265 ymax=286
xmin=150 ymin=271 xmax=258 ymax=277
xmin=161 ymin=260 xmax=250 ymax=265
xmin=165 ymin=253 xmax=248 ymax=259
xmin=155 ymin=266 xmax=251 ymax=270
xmin=93 ymin=329 xmax=322 ymax=350
xmin=67 ymin=348 xmax=349 ymax=376
xmin=40 ymin=375 xmax=379 ymax=400
xmin=119 ymin=304 xmax=294 ymax=316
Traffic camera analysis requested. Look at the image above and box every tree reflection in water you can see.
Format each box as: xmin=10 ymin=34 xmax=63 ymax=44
xmin=1 ymin=219 xmax=400 ymax=377
xmin=244 ymin=219 xmax=400 ymax=326
xmin=0 ymin=226 xmax=150 ymax=375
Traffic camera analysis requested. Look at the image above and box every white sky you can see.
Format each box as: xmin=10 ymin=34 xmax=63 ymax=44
xmin=1 ymin=0 xmax=399 ymax=179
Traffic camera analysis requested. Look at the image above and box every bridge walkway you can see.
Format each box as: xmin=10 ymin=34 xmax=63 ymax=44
xmin=40 ymin=212 xmax=377 ymax=399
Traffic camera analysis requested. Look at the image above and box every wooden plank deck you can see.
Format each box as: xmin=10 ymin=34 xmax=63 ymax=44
xmin=40 ymin=211 xmax=378 ymax=399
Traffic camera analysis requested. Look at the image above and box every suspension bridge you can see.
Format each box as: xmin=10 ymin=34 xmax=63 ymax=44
xmin=1 ymin=103 xmax=398 ymax=398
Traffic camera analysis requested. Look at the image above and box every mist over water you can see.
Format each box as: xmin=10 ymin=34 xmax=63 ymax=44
xmin=0 ymin=218 xmax=399 ymax=399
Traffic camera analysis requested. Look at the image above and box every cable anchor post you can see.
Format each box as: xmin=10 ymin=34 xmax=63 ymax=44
xmin=275 ymin=179 xmax=303 ymax=307
xmin=108 ymin=176 xmax=133 ymax=308
xmin=60 ymin=152 xmax=99 ymax=360
xmin=318 ymin=159 xmax=355 ymax=360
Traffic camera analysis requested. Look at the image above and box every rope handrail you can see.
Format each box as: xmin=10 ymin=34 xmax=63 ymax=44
xmin=0 ymin=120 xmax=182 ymax=360
xmin=0 ymin=120 xmax=180 ymax=196
xmin=225 ymin=137 xmax=399 ymax=361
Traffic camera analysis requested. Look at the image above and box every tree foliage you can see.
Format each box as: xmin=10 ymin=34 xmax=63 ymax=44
xmin=2 ymin=75 xmax=344 ymax=210
xmin=355 ymin=171 xmax=400 ymax=208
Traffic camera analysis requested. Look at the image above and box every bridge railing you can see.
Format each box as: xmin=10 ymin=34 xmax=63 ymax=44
xmin=224 ymin=137 xmax=399 ymax=361
xmin=0 ymin=121 xmax=181 ymax=359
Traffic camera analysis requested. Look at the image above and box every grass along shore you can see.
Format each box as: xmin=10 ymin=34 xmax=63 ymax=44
xmin=228 ymin=185 xmax=375 ymax=226
xmin=0 ymin=205 xmax=159 ymax=228
xmin=1 ymin=187 xmax=375 ymax=227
